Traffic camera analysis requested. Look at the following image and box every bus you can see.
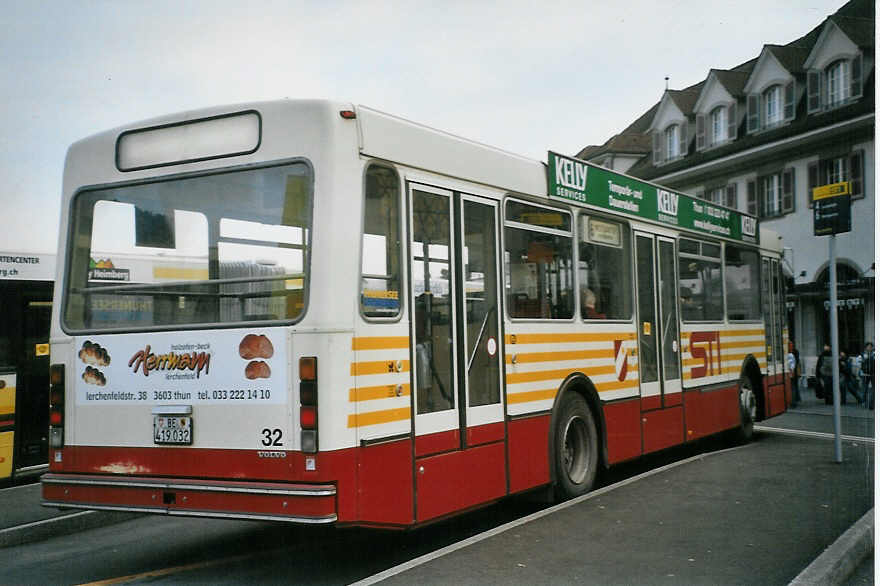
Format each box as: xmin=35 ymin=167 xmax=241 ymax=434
xmin=42 ymin=100 xmax=789 ymax=526
xmin=0 ymin=251 xmax=53 ymax=484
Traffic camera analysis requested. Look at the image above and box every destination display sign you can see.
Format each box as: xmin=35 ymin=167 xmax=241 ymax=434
xmin=813 ymin=182 xmax=851 ymax=236
xmin=547 ymin=152 xmax=758 ymax=244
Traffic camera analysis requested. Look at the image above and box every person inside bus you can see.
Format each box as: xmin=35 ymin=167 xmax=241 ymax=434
xmin=581 ymin=288 xmax=605 ymax=319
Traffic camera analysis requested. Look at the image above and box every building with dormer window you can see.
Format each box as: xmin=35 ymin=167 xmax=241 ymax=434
xmin=576 ymin=0 xmax=873 ymax=371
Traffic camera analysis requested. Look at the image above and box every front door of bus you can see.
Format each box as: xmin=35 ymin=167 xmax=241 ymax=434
xmin=634 ymin=232 xmax=683 ymax=452
xmin=408 ymin=184 xmax=505 ymax=522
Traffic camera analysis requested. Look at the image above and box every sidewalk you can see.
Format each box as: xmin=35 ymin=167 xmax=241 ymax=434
xmin=365 ymin=431 xmax=873 ymax=585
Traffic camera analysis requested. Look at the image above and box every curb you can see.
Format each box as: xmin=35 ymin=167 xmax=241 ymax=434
xmin=789 ymin=508 xmax=874 ymax=585
xmin=0 ymin=510 xmax=139 ymax=549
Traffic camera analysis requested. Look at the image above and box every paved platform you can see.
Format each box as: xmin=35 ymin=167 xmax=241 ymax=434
xmin=361 ymin=416 xmax=873 ymax=584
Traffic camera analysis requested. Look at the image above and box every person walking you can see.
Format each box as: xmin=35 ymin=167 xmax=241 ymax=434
xmin=861 ymin=342 xmax=874 ymax=410
xmin=839 ymin=351 xmax=861 ymax=405
xmin=816 ymin=344 xmax=833 ymax=405
xmin=787 ymin=342 xmax=801 ymax=408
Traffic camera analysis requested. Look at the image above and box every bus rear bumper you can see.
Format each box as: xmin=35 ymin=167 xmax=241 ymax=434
xmin=41 ymin=473 xmax=338 ymax=524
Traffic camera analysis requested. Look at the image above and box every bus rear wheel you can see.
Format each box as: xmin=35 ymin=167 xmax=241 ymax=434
xmin=553 ymin=393 xmax=598 ymax=500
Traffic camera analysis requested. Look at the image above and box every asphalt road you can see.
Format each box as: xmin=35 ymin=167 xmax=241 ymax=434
xmin=0 ymin=400 xmax=872 ymax=585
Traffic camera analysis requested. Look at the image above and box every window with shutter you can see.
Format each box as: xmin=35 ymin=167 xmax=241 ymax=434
xmin=696 ymin=115 xmax=705 ymax=150
xmin=727 ymin=104 xmax=737 ymax=140
xmin=807 ymin=161 xmax=819 ymax=208
xmin=783 ymin=81 xmax=795 ymax=121
xmin=679 ymin=121 xmax=688 ymax=157
xmin=764 ymin=85 xmax=781 ymax=127
xmin=782 ymin=169 xmax=794 ymax=213
xmin=850 ymin=150 xmax=864 ymax=198
xmin=807 ymin=71 xmax=821 ymax=113
xmin=726 ymin=183 xmax=738 ymax=209
xmin=850 ymin=54 xmax=863 ymax=99
xmin=710 ymin=107 xmax=726 ymax=146
xmin=747 ymin=180 xmax=757 ymax=216
xmin=826 ymin=60 xmax=849 ymax=107
xmin=652 ymin=132 xmax=661 ymax=165
xmin=747 ymin=95 xmax=759 ymax=133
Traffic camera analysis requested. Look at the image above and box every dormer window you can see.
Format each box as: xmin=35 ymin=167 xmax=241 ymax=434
xmin=696 ymin=104 xmax=736 ymax=151
xmin=807 ymin=54 xmax=863 ymax=113
xmin=826 ymin=59 xmax=849 ymax=106
xmin=710 ymin=107 xmax=727 ymax=146
xmin=764 ymin=85 xmax=781 ymax=126
xmin=747 ymin=82 xmax=794 ymax=133
xmin=652 ymin=121 xmax=688 ymax=165
xmin=665 ymin=124 xmax=680 ymax=159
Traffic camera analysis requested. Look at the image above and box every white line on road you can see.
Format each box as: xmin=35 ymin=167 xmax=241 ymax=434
xmin=755 ymin=425 xmax=874 ymax=444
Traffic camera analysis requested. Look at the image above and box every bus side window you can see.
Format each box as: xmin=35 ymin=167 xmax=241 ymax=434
xmin=360 ymin=165 xmax=401 ymax=319
xmin=724 ymin=245 xmax=761 ymax=321
xmin=679 ymin=238 xmax=723 ymax=322
xmin=578 ymin=216 xmax=632 ymax=321
xmin=504 ymin=200 xmax=573 ymax=320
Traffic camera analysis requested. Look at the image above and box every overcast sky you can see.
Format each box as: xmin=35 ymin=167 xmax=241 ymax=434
xmin=1 ymin=0 xmax=847 ymax=254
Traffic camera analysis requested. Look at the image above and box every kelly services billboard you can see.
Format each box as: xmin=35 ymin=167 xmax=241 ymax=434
xmin=547 ymin=152 xmax=758 ymax=244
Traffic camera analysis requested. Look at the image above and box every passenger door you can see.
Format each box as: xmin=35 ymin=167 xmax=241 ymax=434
xmin=408 ymin=184 xmax=505 ymax=522
xmin=634 ymin=231 xmax=683 ymax=452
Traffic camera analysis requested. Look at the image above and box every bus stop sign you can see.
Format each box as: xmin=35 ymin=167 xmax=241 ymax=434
xmin=813 ymin=182 xmax=851 ymax=236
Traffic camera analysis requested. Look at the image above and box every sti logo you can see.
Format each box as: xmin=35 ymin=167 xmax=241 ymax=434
xmin=741 ymin=215 xmax=757 ymax=237
xmin=657 ymin=189 xmax=679 ymax=216
xmin=555 ymin=157 xmax=588 ymax=191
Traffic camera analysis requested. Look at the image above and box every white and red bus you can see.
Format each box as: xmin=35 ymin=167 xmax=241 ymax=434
xmin=42 ymin=100 xmax=789 ymax=527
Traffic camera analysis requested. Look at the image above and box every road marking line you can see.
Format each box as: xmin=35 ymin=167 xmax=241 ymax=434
xmin=78 ymin=552 xmax=256 ymax=585
xmin=755 ymin=425 xmax=874 ymax=444
xmin=351 ymin=442 xmax=753 ymax=586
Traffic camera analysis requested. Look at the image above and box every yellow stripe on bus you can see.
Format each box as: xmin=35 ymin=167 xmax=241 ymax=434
xmin=720 ymin=340 xmax=766 ymax=349
xmin=507 ymin=388 xmax=558 ymax=404
xmin=506 ymin=332 xmax=636 ymax=345
xmin=349 ymin=384 xmax=411 ymax=402
xmin=352 ymin=336 xmax=410 ymax=351
xmin=504 ymin=348 xmax=611 ymax=364
xmin=347 ymin=407 xmax=411 ymax=428
xmin=350 ymin=360 xmax=410 ymax=376
xmin=506 ymin=365 xmax=616 ymax=384
xmin=506 ymin=380 xmax=638 ymax=405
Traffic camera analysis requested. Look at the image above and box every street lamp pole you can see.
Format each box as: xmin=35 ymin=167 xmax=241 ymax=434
xmin=829 ymin=235 xmax=842 ymax=463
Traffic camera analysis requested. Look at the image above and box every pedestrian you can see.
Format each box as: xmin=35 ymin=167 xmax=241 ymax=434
xmin=787 ymin=342 xmax=801 ymax=407
xmin=816 ymin=343 xmax=833 ymax=405
xmin=861 ymin=342 xmax=874 ymax=410
xmin=839 ymin=351 xmax=861 ymax=405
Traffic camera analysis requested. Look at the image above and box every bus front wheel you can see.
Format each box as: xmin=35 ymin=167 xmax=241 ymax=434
xmin=553 ymin=393 xmax=598 ymax=500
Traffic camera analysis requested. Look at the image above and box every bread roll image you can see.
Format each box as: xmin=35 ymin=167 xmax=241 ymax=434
xmin=239 ymin=334 xmax=274 ymax=359
xmin=82 ymin=365 xmax=107 ymax=386
xmin=245 ymin=360 xmax=271 ymax=380
xmin=79 ymin=341 xmax=111 ymax=366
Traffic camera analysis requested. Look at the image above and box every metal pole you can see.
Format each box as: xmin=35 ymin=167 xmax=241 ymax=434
xmin=829 ymin=235 xmax=842 ymax=463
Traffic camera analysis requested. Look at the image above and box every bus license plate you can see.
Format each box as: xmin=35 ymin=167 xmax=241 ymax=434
xmin=153 ymin=415 xmax=193 ymax=445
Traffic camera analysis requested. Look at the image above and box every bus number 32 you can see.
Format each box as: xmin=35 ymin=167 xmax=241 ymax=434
xmin=261 ymin=428 xmax=283 ymax=446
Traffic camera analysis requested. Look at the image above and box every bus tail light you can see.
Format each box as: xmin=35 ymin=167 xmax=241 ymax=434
xmin=49 ymin=364 xmax=65 ymax=448
xmin=299 ymin=357 xmax=318 ymax=453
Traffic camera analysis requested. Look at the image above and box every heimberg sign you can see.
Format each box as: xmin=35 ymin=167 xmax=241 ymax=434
xmin=547 ymin=152 xmax=758 ymax=244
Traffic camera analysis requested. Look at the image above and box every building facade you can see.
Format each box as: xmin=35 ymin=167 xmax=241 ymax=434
xmin=578 ymin=0 xmax=874 ymax=371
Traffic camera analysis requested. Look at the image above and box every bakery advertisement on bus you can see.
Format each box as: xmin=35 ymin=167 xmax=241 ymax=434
xmin=73 ymin=328 xmax=287 ymax=405
xmin=547 ymin=151 xmax=758 ymax=244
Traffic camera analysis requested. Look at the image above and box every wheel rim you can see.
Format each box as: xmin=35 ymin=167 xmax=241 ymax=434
xmin=740 ymin=381 xmax=757 ymax=421
xmin=562 ymin=415 xmax=589 ymax=485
